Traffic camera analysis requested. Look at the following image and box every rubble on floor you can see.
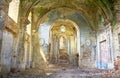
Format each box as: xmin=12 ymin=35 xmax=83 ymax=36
xmin=6 ymin=64 xmax=120 ymax=78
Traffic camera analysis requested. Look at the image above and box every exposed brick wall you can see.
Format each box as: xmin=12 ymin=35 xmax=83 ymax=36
xmin=114 ymin=56 xmax=120 ymax=70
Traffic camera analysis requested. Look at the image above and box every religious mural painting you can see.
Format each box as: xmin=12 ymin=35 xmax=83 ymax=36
xmin=100 ymin=40 xmax=108 ymax=69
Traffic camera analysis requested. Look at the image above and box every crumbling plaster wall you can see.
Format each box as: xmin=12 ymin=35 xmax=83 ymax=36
xmin=32 ymin=13 xmax=48 ymax=68
xmin=0 ymin=1 xmax=19 ymax=75
xmin=112 ymin=0 xmax=120 ymax=68
xmin=113 ymin=1 xmax=120 ymax=59
xmin=96 ymin=23 xmax=114 ymax=69
xmin=1 ymin=30 xmax=14 ymax=72
xmin=1 ymin=17 xmax=19 ymax=76
xmin=32 ymin=31 xmax=47 ymax=68
xmin=113 ymin=25 xmax=120 ymax=59
xmin=94 ymin=0 xmax=120 ymax=69
xmin=0 ymin=1 xmax=9 ymax=74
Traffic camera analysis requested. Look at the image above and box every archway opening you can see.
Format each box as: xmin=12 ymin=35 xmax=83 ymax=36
xmin=49 ymin=19 xmax=80 ymax=66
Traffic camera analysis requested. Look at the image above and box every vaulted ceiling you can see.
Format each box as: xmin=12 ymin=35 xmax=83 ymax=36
xmin=20 ymin=0 xmax=116 ymax=30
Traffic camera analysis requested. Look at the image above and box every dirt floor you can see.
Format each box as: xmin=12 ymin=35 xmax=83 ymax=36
xmin=7 ymin=64 xmax=120 ymax=78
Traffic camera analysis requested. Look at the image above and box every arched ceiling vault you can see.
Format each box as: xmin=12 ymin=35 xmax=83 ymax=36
xmin=36 ymin=7 xmax=91 ymax=30
xmin=19 ymin=0 xmax=115 ymax=30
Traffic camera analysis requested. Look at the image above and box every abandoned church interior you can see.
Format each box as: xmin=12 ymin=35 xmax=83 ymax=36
xmin=0 ymin=0 xmax=120 ymax=78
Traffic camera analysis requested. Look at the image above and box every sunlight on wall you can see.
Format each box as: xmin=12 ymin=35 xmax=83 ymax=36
xmin=8 ymin=0 xmax=20 ymax=23
xmin=40 ymin=47 xmax=47 ymax=63
xmin=26 ymin=12 xmax=32 ymax=35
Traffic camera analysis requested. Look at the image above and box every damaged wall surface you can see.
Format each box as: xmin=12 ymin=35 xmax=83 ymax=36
xmin=0 ymin=0 xmax=120 ymax=77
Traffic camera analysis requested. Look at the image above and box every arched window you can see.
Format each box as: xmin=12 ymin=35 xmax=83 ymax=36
xmin=60 ymin=25 xmax=66 ymax=32
xmin=8 ymin=0 xmax=20 ymax=23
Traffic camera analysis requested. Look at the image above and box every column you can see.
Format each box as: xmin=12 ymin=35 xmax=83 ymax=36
xmin=18 ymin=16 xmax=29 ymax=71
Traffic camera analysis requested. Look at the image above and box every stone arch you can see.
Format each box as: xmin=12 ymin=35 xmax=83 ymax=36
xmin=50 ymin=19 xmax=80 ymax=53
xmin=49 ymin=19 xmax=80 ymax=65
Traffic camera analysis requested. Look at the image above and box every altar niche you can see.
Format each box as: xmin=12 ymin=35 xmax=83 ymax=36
xmin=49 ymin=20 xmax=80 ymax=66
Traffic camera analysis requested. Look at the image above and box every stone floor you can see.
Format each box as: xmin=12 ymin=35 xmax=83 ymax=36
xmin=6 ymin=64 xmax=120 ymax=78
